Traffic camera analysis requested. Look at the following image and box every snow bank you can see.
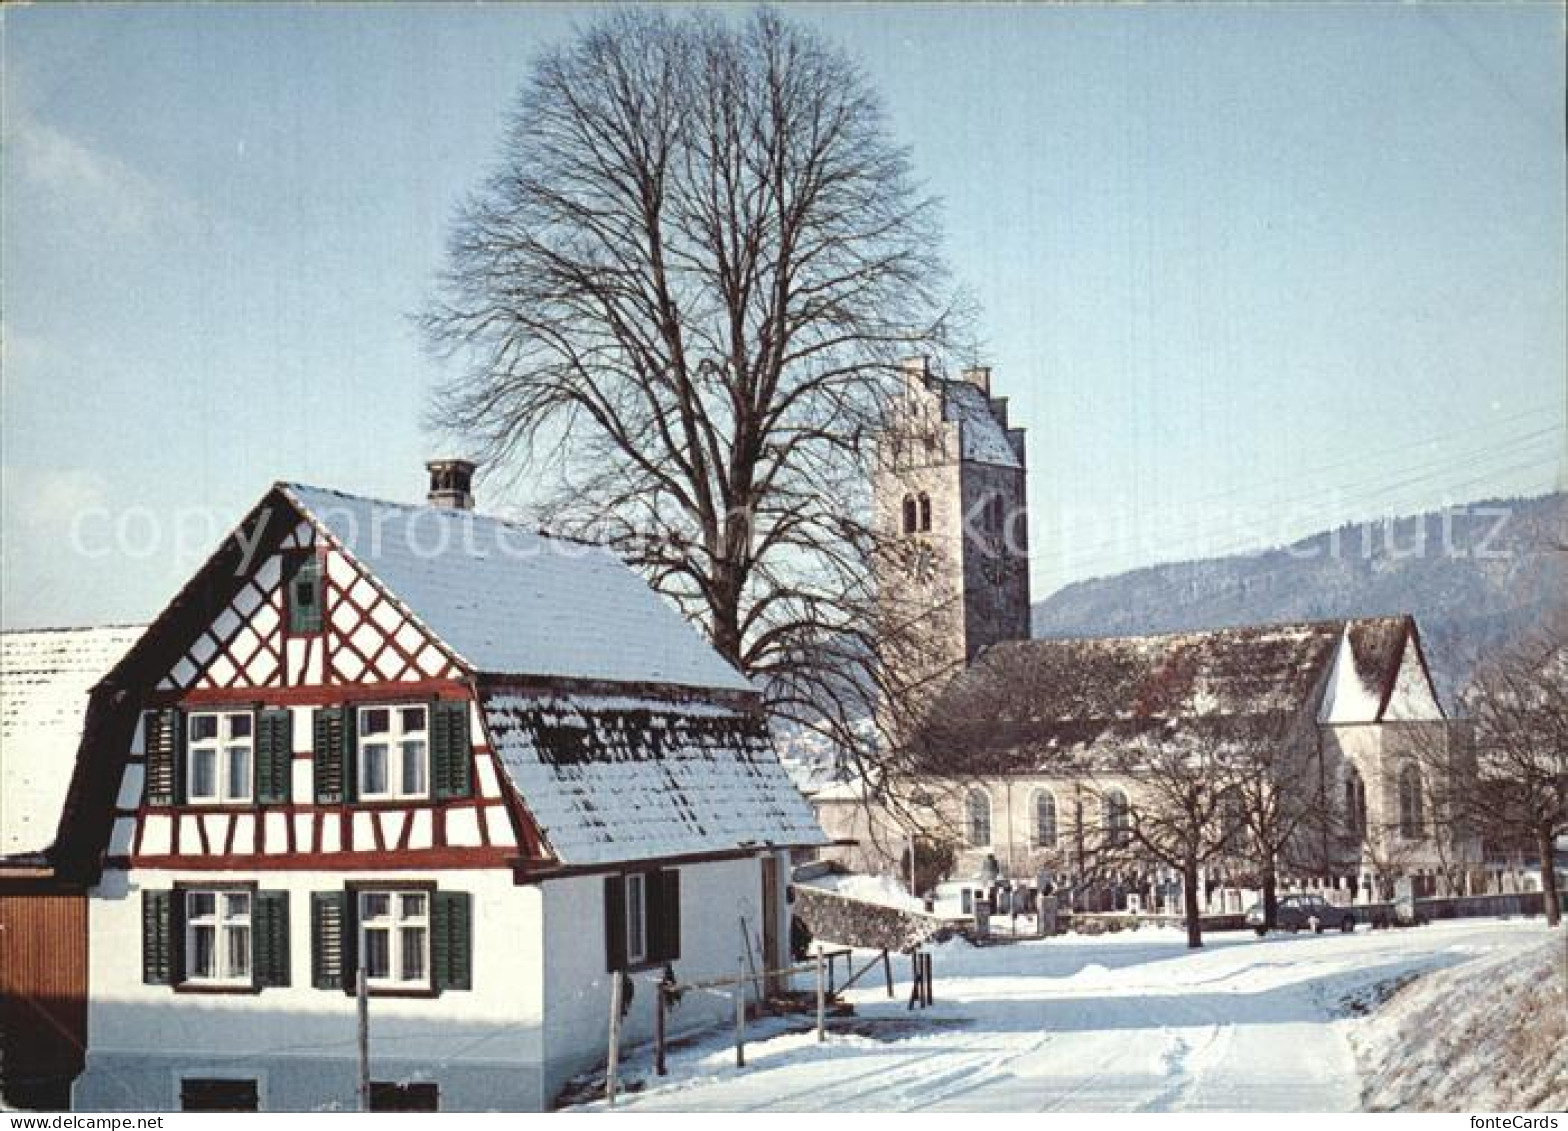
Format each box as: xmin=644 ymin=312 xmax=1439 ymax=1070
xmin=804 ymin=872 xmax=924 ymax=912
xmin=1351 ymin=929 xmax=1566 ymax=1111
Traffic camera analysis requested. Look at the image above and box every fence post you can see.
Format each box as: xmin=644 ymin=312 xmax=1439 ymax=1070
xmin=923 ymin=952 xmax=934 ymax=1006
xmin=815 ymin=945 xmax=826 ymax=1042
xmin=606 ymin=974 xmax=623 ymax=1107
xmin=735 ymin=957 xmax=747 ymax=1068
xmin=882 ymin=949 xmax=893 ymax=997
xmin=356 ymin=963 xmax=370 ymax=1112
xmin=654 ymin=980 xmax=667 ymax=1077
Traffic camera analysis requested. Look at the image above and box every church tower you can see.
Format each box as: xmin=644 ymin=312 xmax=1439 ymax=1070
xmin=874 ymin=357 xmax=1031 ymax=702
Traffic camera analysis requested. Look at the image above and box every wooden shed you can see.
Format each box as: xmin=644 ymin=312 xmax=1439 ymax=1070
xmin=0 ymin=872 xmax=87 ymax=1110
xmin=1 ymin=626 xmax=141 ymax=1109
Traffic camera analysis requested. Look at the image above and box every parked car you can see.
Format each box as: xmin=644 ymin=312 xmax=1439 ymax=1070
xmin=1245 ymin=893 xmax=1356 ymax=936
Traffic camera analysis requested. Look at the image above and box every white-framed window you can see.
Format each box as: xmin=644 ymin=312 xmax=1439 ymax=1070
xmin=187 ymin=712 xmax=254 ymax=804
xmin=359 ymin=890 xmax=430 ymax=988
xmin=625 ymin=873 xmax=647 ymax=966
xmin=965 ymin=788 xmax=992 ymax=848
xmin=357 ymin=705 xmax=429 ymax=800
xmin=185 ymin=890 xmax=252 ymax=985
xmin=1033 ymin=789 xmax=1058 ymax=848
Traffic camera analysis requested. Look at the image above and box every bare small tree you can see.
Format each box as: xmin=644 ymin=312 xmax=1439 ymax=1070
xmin=424 ymin=7 xmax=960 ymax=772
xmin=1096 ymin=728 xmax=1238 ymax=949
xmin=1219 ymin=713 xmax=1321 ymax=930
xmin=1451 ymin=610 xmax=1568 ymax=925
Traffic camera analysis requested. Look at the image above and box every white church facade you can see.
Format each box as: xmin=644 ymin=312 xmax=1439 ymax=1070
xmin=810 ymin=359 xmax=1476 ymax=908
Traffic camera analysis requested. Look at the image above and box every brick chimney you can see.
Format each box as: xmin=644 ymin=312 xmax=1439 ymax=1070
xmin=426 ymin=458 xmax=476 ymax=510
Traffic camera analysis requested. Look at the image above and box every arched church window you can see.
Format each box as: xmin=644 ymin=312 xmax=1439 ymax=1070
xmin=902 ymin=495 xmax=918 ymax=534
xmin=1398 ymin=765 xmax=1424 ymax=839
xmin=1102 ymin=788 xmax=1131 ymax=846
xmin=1344 ymin=767 xmax=1367 ymax=836
xmin=918 ymin=493 xmax=932 ymax=532
xmin=1032 ymin=789 xmax=1058 ymax=848
xmin=965 ymin=788 xmax=992 ymax=848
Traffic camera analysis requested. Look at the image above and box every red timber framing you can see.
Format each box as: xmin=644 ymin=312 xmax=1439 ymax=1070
xmin=49 ymin=485 xmax=550 ymax=885
xmin=110 ymin=685 xmax=550 ymax=868
xmin=158 ymin=514 xmax=463 ymax=697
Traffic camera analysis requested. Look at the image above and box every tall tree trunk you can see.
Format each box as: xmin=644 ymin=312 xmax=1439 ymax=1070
xmin=1538 ymin=826 xmax=1562 ymax=927
xmin=1262 ymin=859 xmax=1279 ymax=931
xmin=1182 ymin=857 xmax=1203 ymax=949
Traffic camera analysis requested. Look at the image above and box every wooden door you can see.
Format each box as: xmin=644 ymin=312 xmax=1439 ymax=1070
xmin=760 ymin=856 xmax=782 ymax=995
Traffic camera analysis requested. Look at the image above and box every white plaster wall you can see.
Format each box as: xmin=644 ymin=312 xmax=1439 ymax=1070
xmin=75 ymin=866 xmax=545 ymax=1112
xmin=538 ymin=855 xmax=775 ymax=1105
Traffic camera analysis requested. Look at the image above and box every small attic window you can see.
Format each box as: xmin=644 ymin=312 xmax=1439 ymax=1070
xmin=284 ymin=551 xmax=323 ymax=635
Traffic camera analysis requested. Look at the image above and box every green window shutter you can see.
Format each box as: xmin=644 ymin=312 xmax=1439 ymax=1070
xmin=644 ymin=870 xmax=665 ymax=963
xmin=256 ymin=709 xmax=294 ymax=804
xmin=285 ymin=553 xmax=323 ymax=634
xmin=311 ymin=891 xmax=354 ymax=991
xmin=143 ymin=708 xmax=183 ymax=807
xmin=656 ymin=869 xmax=681 ymax=963
xmin=343 ymin=707 xmax=358 ymax=802
xmin=604 ymin=876 xmax=627 ymax=972
xmin=431 ymin=891 xmax=472 ymax=993
xmin=313 ymin=707 xmax=353 ymax=804
xmin=431 ymin=700 xmax=472 ymax=801
xmin=142 ymin=889 xmax=173 ymax=984
xmin=254 ymin=890 xmax=291 ymax=988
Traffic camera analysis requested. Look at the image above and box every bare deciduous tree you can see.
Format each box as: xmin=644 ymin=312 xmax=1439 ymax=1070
xmin=1451 ymin=610 xmax=1567 ymax=925
xmin=1218 ymin=714 xmax=1320 ymax=930
xmin=424 ymin=7 xmax=960 ymax=767
xmin=1096 ymin=730 xmax=1239 ymax=949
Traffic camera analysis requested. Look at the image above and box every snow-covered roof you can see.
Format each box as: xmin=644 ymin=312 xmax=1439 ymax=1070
xmin=281 ymin=484 xmax=751 ymax=693
xmin=941 ymin=380 xmax=1021 ymax=469
xmin=484 ymin=690 xmax=827 ymax=867
xmin=1 ymin=626 xmax=143 ymax=857
xmin=918 ymin=616 xmax=1438 ymax=772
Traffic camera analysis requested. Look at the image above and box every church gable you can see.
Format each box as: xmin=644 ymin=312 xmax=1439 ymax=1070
xmin=1380 ymin=632 xmax=1444 ymax=721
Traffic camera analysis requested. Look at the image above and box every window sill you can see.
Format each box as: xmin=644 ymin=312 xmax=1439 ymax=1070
xmin=175 ymin=982 xmax=261 ymax=996
xmin=346 ymin=984 xmax=438 ymax=999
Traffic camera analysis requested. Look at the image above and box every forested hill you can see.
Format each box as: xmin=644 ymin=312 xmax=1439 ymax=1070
xmin=1031 ymin=493 xmax=1565 ymax=707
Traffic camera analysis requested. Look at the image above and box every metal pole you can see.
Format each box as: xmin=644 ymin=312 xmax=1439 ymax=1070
xmin=735 ymin=957 xmax=747 ymax=1068
xmin=356 ymin=963 xmax=370 ymax=1113
xmin=815 ymin=945 xmax=826 ymax=1041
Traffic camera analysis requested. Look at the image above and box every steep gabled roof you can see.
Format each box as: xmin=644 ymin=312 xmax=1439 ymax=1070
xmin=484 ymin=687 xmax=827 ymax=867
xmin=916 ymin=615 xmax=1437 ymax=774
xmin=282 ymin=484 xmax=752 ymax=693
xmin=939 ymin=380 xmax=1021 ymax=468
xmin=1 ymin=626 xmax=142 ymax=858
xmin=50 ymin=482 xmax=803 ymax=880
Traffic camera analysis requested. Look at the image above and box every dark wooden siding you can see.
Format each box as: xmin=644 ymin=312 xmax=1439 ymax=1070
xmin=0 ymin=891 xmax=87 ymax=1110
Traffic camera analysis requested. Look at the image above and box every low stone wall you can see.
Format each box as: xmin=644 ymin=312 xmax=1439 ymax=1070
xmin=791 ymin=885 xmax=951 ymax=952
xmin=1418 ymin=891 xmax=1545 ymax=919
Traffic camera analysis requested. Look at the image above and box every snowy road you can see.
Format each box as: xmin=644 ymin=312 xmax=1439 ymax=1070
xmin=586 ymin=918 xmax=1552 ymax=1112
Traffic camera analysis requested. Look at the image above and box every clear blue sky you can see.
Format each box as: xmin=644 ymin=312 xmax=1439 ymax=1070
xmin=3 ymin=3 xmax=1563 ymax=630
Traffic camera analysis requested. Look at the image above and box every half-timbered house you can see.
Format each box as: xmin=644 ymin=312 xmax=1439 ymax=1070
xmin=55 ymin=465 xmax=825 ymax=1111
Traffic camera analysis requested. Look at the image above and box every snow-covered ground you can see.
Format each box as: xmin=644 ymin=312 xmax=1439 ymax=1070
xmin=578 ymin=919 xmax=1558 ymax=1112
xmin=1351 ymin=928 xmax=1566 ymax=1111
